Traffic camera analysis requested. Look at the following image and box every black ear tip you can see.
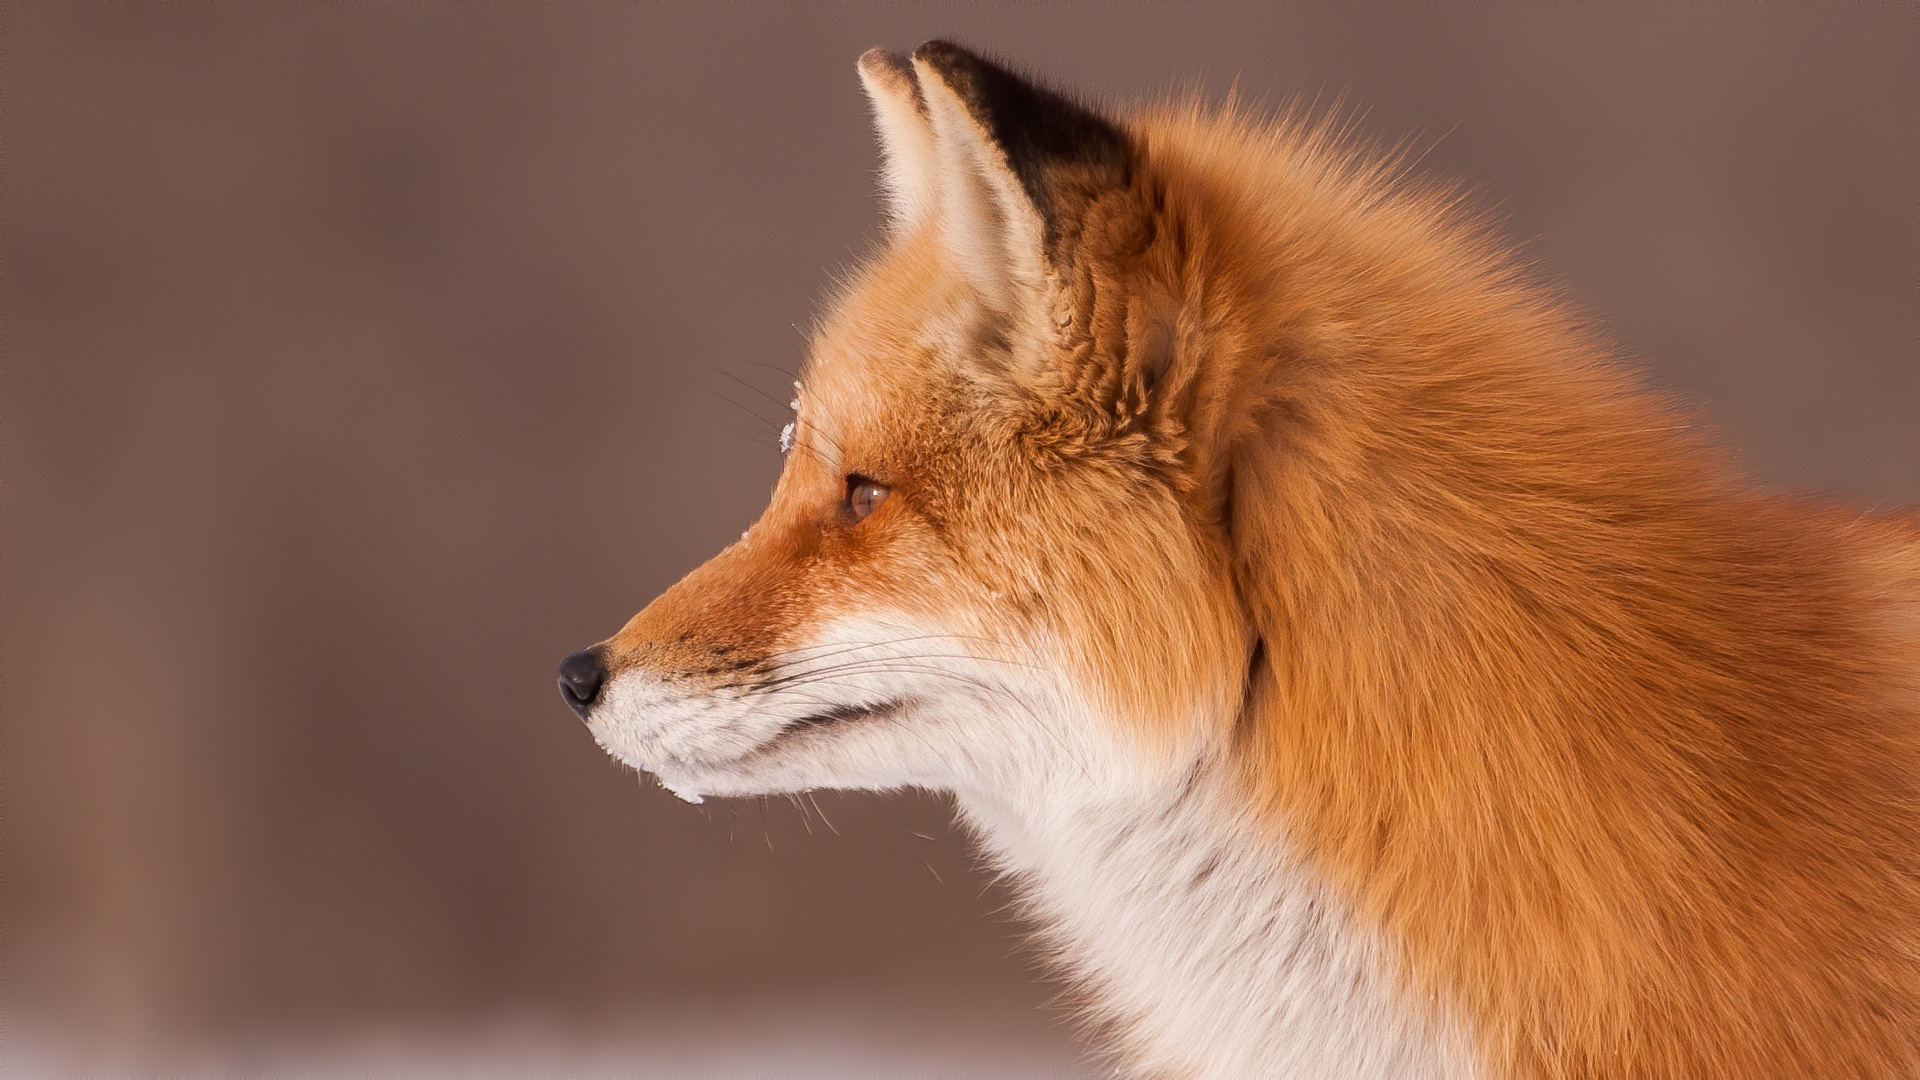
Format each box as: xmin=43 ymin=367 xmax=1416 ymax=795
xmin=910 ymin=39 xmax=970 ymax=67
xmin=906 ymin=37 xmax=1130 ymax=250
xmin=911 ymin=40 xmax=1016 ymax=92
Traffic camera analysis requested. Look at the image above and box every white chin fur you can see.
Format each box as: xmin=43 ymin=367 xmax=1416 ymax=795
xmin=584 ymin=614 xmax=1110 ymax=801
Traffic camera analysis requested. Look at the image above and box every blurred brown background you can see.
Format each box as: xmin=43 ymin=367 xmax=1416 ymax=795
xmin=5 ymin=3 xmax=1914 ymax=1076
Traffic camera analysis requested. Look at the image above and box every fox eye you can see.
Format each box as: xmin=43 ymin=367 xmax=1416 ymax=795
xmin=846 ymin=475 xmax=890 ymax=522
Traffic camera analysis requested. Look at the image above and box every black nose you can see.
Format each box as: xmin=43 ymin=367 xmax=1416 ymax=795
xmin=557 ymin=647 xmax=606 ymax=719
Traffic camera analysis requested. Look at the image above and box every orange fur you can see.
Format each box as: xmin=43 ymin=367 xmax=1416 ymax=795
xmin=1127 ymin=104 xmax=1920 ymax=1079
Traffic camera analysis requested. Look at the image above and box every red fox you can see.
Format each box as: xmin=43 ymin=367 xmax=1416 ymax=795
xmin=558 ymin=42 xmax=1920 ymax=1079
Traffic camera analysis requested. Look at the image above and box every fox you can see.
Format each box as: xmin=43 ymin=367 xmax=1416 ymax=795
xmin=556 ymin=42 xmax=1920 ymax=1080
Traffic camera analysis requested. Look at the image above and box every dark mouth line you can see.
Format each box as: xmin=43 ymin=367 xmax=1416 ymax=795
xmin=725 ymin=697 xmax=917 ymax=770
xmin=783 ymin=697 xmax=909 ymax=734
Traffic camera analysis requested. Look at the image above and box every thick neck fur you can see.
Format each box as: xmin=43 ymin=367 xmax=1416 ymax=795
xmin=1127 ymin=110 xmax=1920 ymax=1077
xmin=953 ymin=742 xmax=1481 ymax=1080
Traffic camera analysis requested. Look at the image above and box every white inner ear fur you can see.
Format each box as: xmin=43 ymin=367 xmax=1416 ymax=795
xmin=857 ymin=51 xmax=938 ymax=232
xmin=910 ymin=55 xmax=1051 ymax=327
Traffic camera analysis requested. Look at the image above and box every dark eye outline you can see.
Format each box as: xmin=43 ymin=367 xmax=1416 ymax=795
xmin=845 ymin=474 xmax=890 ymax=522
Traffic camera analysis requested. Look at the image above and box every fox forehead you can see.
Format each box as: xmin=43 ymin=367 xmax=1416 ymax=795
xmin=797 ymin=235 xmax=988 ymax=479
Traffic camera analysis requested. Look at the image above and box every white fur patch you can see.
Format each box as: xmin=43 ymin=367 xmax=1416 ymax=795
xmin=960 ymin=764 xmax=1479 ymax=1079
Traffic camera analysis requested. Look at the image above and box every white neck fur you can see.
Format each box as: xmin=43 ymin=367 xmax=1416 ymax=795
xmin=954 ymin=747 xmax=1481 ymax=1079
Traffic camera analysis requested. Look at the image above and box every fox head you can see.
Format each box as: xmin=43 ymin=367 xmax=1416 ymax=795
xmin=557 ymin=43 xmax=1252 ymax=805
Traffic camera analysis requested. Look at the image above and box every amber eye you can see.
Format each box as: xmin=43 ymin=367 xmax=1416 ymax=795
xmin=846 ymin=475 xmax=890 ymax=522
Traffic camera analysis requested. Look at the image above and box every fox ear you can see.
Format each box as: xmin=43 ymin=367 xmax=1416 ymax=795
xmin=907 ymin=41 xmax=1130 ymax=316
xmin=857 ymin=49 xmax=939 ymax=232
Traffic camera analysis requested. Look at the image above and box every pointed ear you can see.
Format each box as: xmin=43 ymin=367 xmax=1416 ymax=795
xmin=908 ymin=41 xmax=1130 ymax=314
xmin=857 ymin=49 xmax=938 ymax=232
